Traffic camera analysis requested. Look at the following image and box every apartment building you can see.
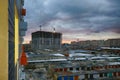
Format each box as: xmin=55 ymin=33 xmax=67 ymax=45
xmin=71 ymin=39 xmax=120 ymax=50
xmin=0 ymin=0 xmax=27 ymax=80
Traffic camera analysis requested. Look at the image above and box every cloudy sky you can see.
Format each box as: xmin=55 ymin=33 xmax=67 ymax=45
xmin=24 ymin=0 xmax=120 ymax=43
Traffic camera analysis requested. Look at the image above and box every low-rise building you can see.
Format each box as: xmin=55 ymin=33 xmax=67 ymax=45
xmin=71 ymin=38 xmax=120 ymax=50
xmin=105 ymin=38 xmax=120 ymax=47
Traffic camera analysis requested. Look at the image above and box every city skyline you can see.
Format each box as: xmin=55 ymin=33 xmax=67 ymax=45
xmin=24 ymin=0 xmax=120 ymax=43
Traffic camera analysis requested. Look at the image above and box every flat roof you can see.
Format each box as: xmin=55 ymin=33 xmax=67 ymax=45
xmin=28 ymin=58 xmax=67 ymax=63
xmin=69 ymin=53 xmax=93 ymax=57
xmin=101 ymin=47 xmax=120 ymax=50
xmin=108 ymin=62 xmax=120 ymax=65
xmin=50 ymin=53 xmax=65 ymax=57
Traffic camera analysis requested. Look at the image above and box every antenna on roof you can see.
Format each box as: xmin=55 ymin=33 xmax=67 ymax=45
xmin=39 ymin=25 xmax=42 ymax=31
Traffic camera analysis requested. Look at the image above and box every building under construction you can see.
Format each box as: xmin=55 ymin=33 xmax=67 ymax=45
xmin=32 ymin=31 xmax=62 ymax=51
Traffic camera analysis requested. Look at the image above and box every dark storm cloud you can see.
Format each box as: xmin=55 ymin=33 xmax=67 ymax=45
xmin=24 ymin=0 xmax=120 ymax=41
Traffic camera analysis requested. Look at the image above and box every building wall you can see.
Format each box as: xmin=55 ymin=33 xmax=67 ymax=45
xmin=106 ymin=39 xmax=120 ymax=47
xmin=32 ymin=31 xmax=62 ymax=50
xmin=15 ymin=2 xmax=19 ymax=65
xmin=15 ymin=3 xmax=19 ymax=80
xmin=0 ymin=0 xmax=25 ymax=80
xmin=71 ymin=39 xmax=120 ymax=50
xmin=32 ymin=37 xmax=61 ymax=50
xmin=8 ymin=0 xmax=15 ymax=80
xmin=0 ymin=0 xmax=8 ymax=80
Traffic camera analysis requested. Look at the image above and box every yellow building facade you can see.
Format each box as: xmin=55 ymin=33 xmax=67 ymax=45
xmin=0 ymin=0 xmax=8 ymax=80
xmin=0 ymin=0 xmax=27 ymax=80
xmin=15 ymin=2 xmax=19 ymax=66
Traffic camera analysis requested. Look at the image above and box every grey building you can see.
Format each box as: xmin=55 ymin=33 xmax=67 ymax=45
xmin=8 ymin=0 xmax=27 ymax=80
xmin=32 ymin=31 xmax=62 ymax=50
xmin=8 ymin=0 xmax=15 ymax=80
